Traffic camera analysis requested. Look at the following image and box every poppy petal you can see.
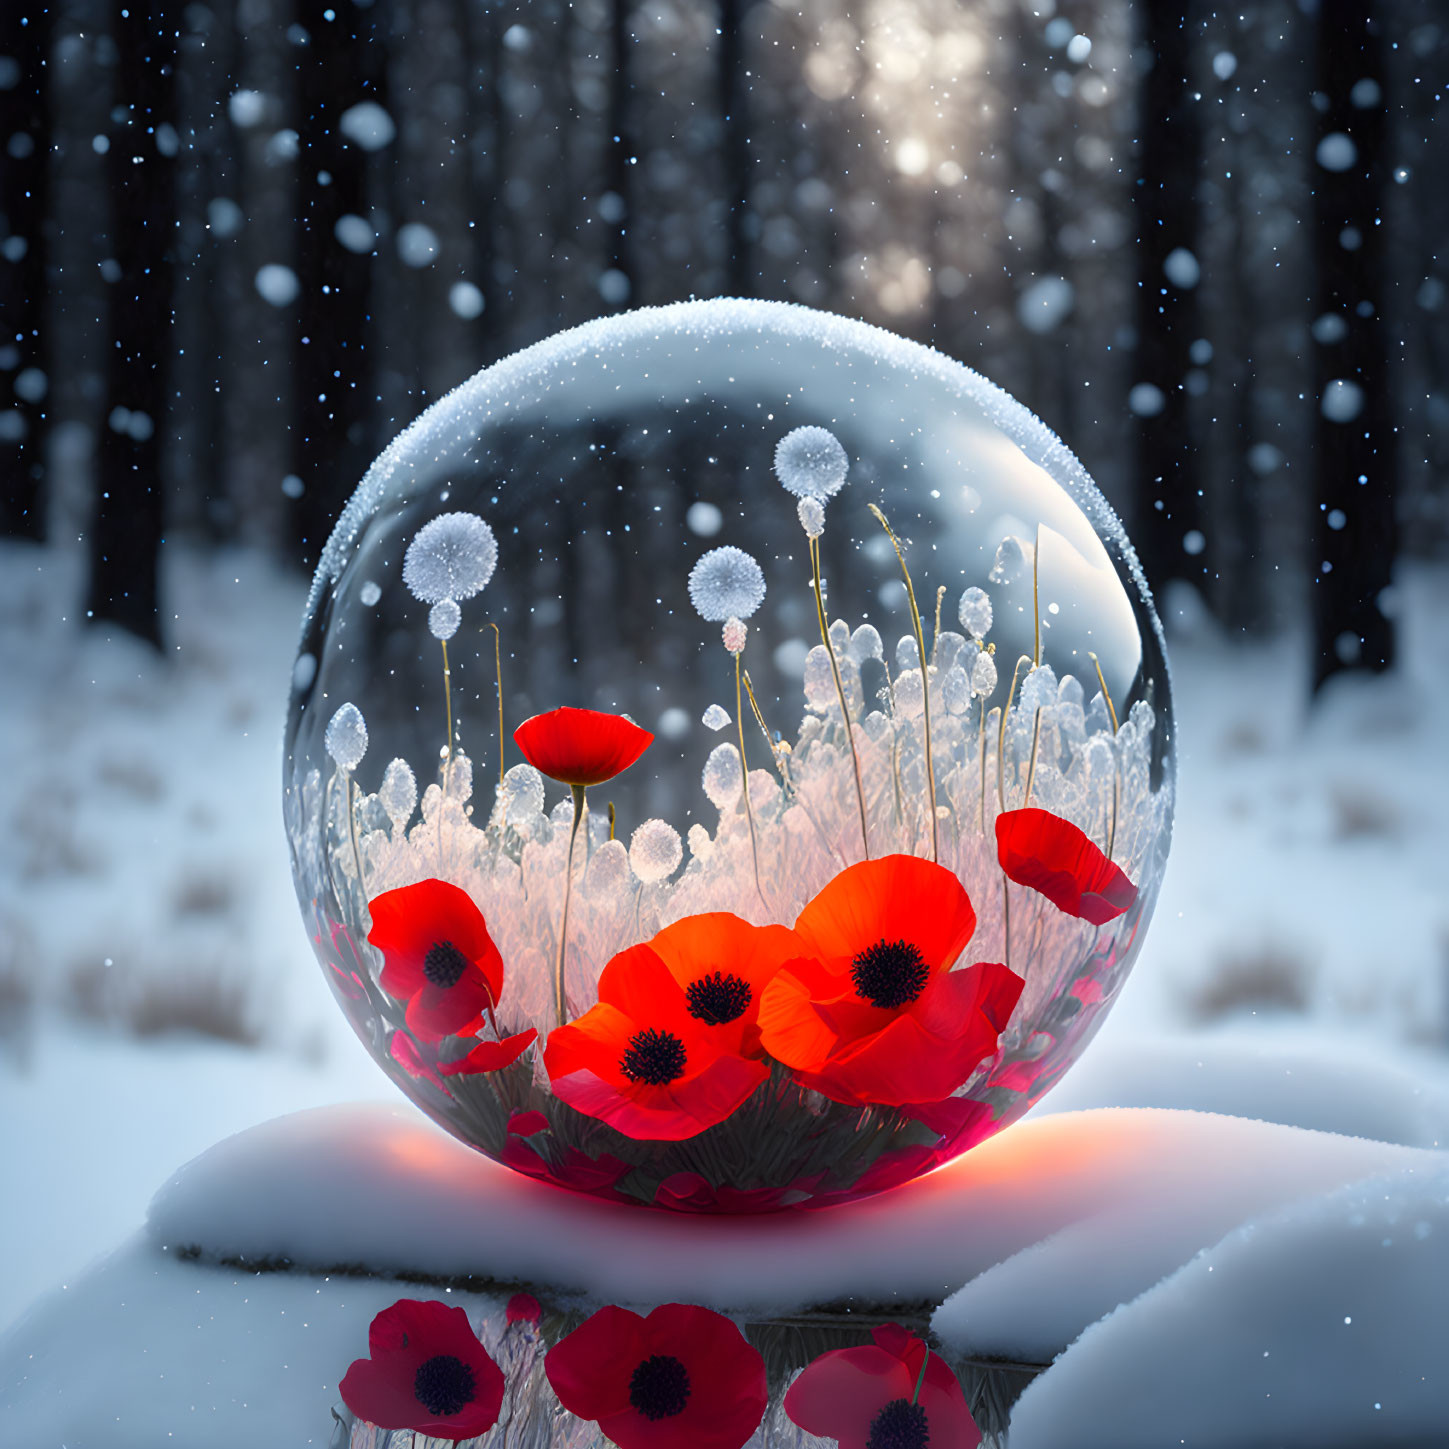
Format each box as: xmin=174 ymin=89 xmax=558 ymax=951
xmin=437 ymin=1028 xmax=538 ymax=1075
xmin=545 ymin=1304 xmax=646 ymax=1421
xmin=792 ymin=854 xmax=978 ymax=973
xmin=756 ymin=959 xmax=850 ymax=1072
xmin=390 ymin=1032 xmax=448 ymax=1090
xmin=405 ymin=972 xmax=492 ymax=1044
xmin=783 ymin=1344 xmax=910 ymax=1449
xmin=368 ymin=878 xmax=504 ymax=1003
xmin=995 ymin=807 xmax=1138 ymax=924
xmin=550 ymin=1052 xmax=768 ymax=1140
xmin=513 ymin=706 xmax=654 ymax=788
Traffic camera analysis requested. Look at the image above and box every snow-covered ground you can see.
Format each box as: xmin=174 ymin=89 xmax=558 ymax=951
xmin=2 ymin=539 xmax=1449 ymax=1442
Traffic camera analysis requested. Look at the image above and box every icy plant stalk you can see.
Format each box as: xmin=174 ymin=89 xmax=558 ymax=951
xmin=868 ymin=504 xmax=937 ymax=864
xmin=325 ymin=702 xmax=369 ymax=898
xmin=555 ymin=782 xmax=585 ymax=1028
xmin=724 ymin=617 xmax=766 ymax=905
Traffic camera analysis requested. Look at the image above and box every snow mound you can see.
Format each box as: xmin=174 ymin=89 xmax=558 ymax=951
xmin=147 ymin=1104 xmax=1423 ymax=1320
xmin=1005 ymin=1161 xmax=1449 ymax=1448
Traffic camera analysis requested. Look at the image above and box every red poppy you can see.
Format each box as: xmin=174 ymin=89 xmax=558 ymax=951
xmin=903 ymin=1094 xmax=998 ymax=1158
xmin=544 ymin=944 xmax=769 ymax=1140
xmin=390 ymin=1031 xmax=448 ymax=1090
xmin=513 ymin=706 xmax=654 ymax=788
xmin=437 ymin=1028 xmax=538 ymax=1076
xmin=784 ymin=1322 xmax=979 ymax=1449
xmin=653 ymin=1172 xmax=808 ymax=1215
xmin=339 ymin=1298 xmax=504 ymax=1444
xmin=546 ymin=1303 xmax=767 ymax=1449
xmin=995 ymin=807 xmax=1138 ymax=924
xmin=506 ymin=1292 xmax=542 ymax=1328
xmin=646 ymin=912 xmax=804 ymax=1058
xmin=367 ymin=879 xmax=504 ymax=1043
xmin=501 ymin=1117 xmax=633 ymax=1199
xmin=757 ymin=855 xmax=1024 ymax=1107
xmin=799 ymin=1145 xmax=942 ymax=1212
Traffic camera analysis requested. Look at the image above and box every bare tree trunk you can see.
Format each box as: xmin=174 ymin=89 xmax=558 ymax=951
xmin=718 ymin=0 xmax=751 ymax=295
xmin=605 ymin=0 xmax=634 ymax=303
xmin=1310 ymin=0 xmax=1396 ymax=690
xmin=0 ymin=3 xmax=53 ymax=539
xmin=87 ymin=3 xmax=178 ymax=647
xmin=291 ymin=0 xmax=382 ymax=569
xmin=1131 ymin=2 xmax=1206 ymax=600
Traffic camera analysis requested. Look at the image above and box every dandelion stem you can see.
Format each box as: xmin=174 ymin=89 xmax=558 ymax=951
xmin=1024 ymin=707 xmax=1043 ymax=808
xmin=554 ymin=783 xmax=585 ymax=1029
xmin=1087 ymin=651 xmax=1122 ymax=861
xmin=1032 ymin=523 xmax=1042 ymax=667
xmin=810 ymin=535 xmax=870 ymax=860
xmin=1088 ymin=651 xmax=1119 ymax=734
xmin=869 ymin=503 xmax=937 ymax=863
xmin=607 ymin=801 xmax=616 ymax=841
xmin=978 ymin=699 xmax=991 ymax=833
xmin=997 ymin=654 xmax=1035 ymax=814
xmin=742 ymin=668 xmax=788 ymax=789
xmin=345 ymin=771 xmax=366 ymax=901
xmin=735 ymin=648 xmax=765 ymax=905
xmin=485 ymin=621 xmax=505 ymax=785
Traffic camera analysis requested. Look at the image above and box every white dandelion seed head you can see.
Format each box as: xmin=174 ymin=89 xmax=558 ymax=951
xmin=325 ymin=702 xmax=368 ymax=770
xmin=403 ymin=511 xmax=498 ymax=604
xmin=428 ymin=598 xmax=461 ymax=640
xmin=629 ymin=817 xmax=683 ymax=883
xmin=774 ymin=425 xmax=849 ymax=500
xmin=797 ymin=495 xmax=825 ymax=539
xmin=722 ymin=616 xmax=748 ymax=654
xmin=688 ymin=545 xmax=766 ymax=622
xmin=958 ymin=585 xmax=993 ymax=641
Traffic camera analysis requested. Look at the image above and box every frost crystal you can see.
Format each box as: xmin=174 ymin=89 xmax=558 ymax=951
xmin=687 ymin=822 xmax=713 ymax=861
xmin=941 ymin=665 xmax=972 ymax=715
xmin=403 ymin=512 xmax=498 ymax=604
xmin=379 ymin=758 xmax=417 ymax=827
xmin=989 ymin=535 xmax=1031 ymax=585
xmin=702 ymin=704 xmax=732 ymax=732
xmin=325 ymin=702 xmax=368 ymax=770
xmin=972 ymin=649 xmax=998 ymax=698
xmin=629 ymin=818 xmax=683 ymax=883
xmin=958 ymin=585 xmax=993 ymax=641
xmin=797 ymin=496 xmax=825 ymax=539
xmin=803 ymin=645 xmax=836 ymax=711
xmin=722 ymin=617 xmax=748 ymax=654
xmin=774 ymin=425 xmax=849 ymax=500
xmin=498 ymin=764 xmax=545 ymax=821
xmin=1020 ymin=664 xmax=1058 ymax=716
xmin=702 ymin=743 xmax=743 ymax=808
xmin=849 ymin=624 xmax=884 ymax=663
xmin=359 ymin=580 xmax=382 ymax=606
xmin=688 ymin=546 xmax=766 ymax=622
xmin=429 ymin=599 xmax=461 ymax=640
xmin=585 ymin=838 xmax=628 ymax=894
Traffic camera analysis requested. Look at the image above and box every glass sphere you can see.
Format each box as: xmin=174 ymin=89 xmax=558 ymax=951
xmin=284 ymin=299 xmax=1174 ymax=1212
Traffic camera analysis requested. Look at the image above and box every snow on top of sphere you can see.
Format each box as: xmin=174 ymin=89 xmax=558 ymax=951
xmin=629 ymin=818 xmax=683 ymax=883
xmin=403 ymin=512 xmax=498 ymax=604
xmin=428 ymin=598 xmax=461 ymax=640
xmin=324 ymin=702 xmax=367 ymax=770
xmin=688 ymin=546 xmax=766 ymax=623
xmin=774 ymin=425 xmax=849 ymax=500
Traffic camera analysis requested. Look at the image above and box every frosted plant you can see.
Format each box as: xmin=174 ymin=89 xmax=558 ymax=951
xmin=849 ymin=623 xmax=883 ymax=663
xmin=722 ymin=617 xmax=748 ymax=654
xmin=958 ymin=585 xmax=993 ymax=642
xmin=702 ymin=743 xmax=743 ymax=809
xmin=428 ymin=598 xmax=461 ymax=641
xmin=989 ymin=534 xmax=1031 ymax=585
xmin=797 ymin=495 xmax=825 ymax=539
xmin=325 ymin=702 xmax=368 ymax=770
xmin=774 ymin=424 xmax=848 ymax=500
xmin=972 ymin=648 xmax=999 ymax=698
xmin=629 ymin=818 xmax=683 ymax=883
xmin=379 ymin=758 xmax=417 ymax=829
xmin=688 ymin=546 xmax=766 ymax=622
xmin=702 ymin=704 xmax=732 ymax=731
xmin=403 ymin=511 xmax=498 ymax=604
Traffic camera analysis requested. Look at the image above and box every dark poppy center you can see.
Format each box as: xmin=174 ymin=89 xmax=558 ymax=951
xmin=628 ymin=1353 xmax=691 ymax=1420
xmin=685 ymin=971 xmax=752 ymax=1025
xmin=423 ymin=940 xmax=469 ymax=989
xmin=619 ymin=1028 xmax=688 ymax=1086
xmin=866 ymin=1397 xmax=930 ymax=1449
xmin=413 ymin=1354 xmax=476 ymax=1417
xmin=851 ymin=938 xmax=930 ymax=1009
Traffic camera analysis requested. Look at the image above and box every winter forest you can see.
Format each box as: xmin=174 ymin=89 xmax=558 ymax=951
xmin=3 ymin=1 xmax=1449 ymax=1445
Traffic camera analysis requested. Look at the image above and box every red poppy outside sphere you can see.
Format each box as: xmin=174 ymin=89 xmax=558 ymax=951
xmin=783 ymin=1322 xmax=980 ymax=1449
xmin=339 ymin=1298 xmax=504 ymax=1444
xmin=546 ymin=1303 xmax=767 ymax=1449
xmin=995 ymin=806 xmax=1138 ymax=924
xmin=513 ymin=706 xmax=654 ymax=788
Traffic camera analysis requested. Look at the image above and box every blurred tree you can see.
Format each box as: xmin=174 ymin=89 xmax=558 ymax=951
xmin=0 ymin=4 xmax=53 ymax=539
xmin=291 ymin=0 xmax=383 ymax=569
xmin=87 ymin=3 xmax=178 ymax=646
xmin=1131 ymin=3 xmax=1208 ymax=602
xmin=719 ymin=0 xmax=752 ymax=294
xmin=1310 ymin=0 xmax=1395 ymax=689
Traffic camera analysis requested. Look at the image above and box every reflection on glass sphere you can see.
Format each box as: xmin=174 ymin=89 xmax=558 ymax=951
xmin=284 ymin=299 xmax=1174 ymax=1212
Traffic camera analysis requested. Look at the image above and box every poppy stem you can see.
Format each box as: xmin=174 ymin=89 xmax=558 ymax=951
xmin=486 ymin=621 xmax=505 ymax=786
xmin=554 ymin=783 xmax=585 ymax=1028
xmin=911 ymin=1340 xmax=931 ymax=1406
xmin=1087 ymin=652 xmax=1122 ymax=859
xmin=1024 ymin=707 xmax=1043 ymax=807
xmin=607 ymin=800 xmax=616 ymax=841
xmin=810 ymin=535 xmax=871 ymax=860
xmin=734 ymin=648 xmax=766 ymax=906
xmin=978 ymin=698 xmax=991 ymax=833
xmin=868 ymin=503 xmax=937 ymax=863
xmin=996 ymin=654 xmax=1035 ymax=815
xmin=1002 ymin=872 xmax=1012 ymax=973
